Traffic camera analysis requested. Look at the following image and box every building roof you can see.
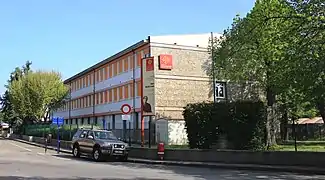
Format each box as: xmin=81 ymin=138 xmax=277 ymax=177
xmin=63 ymin=32 xmax=221 ymax=84
xmin=296 ymin=117 xmax=324 ymax=124
xmin=64 ymin=39 xmax=148 ymax=84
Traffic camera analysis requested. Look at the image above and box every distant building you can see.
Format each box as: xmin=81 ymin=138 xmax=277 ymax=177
xmin=53 ymin=33 xmax=258 ymax=145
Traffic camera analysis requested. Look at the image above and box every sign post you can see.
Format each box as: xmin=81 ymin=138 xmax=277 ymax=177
xmin=121 ymin=104 xmax=132 ymax=146
xmin=52 ymin=117 xmax=64 ymax=154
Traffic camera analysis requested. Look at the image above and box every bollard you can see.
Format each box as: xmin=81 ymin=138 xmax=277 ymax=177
xmin=157 ymin=142 xmax=165 ymax=160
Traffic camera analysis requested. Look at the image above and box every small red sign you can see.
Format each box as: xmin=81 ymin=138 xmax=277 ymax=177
xmin=159 ymin=54 xmax=173 ymax=70
xmin=146 ymin=57 xmax=154 ymax=72
xmin=121 ymin=104 xmax=131 ymax=114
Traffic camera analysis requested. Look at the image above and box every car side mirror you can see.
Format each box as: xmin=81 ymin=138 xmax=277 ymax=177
xmin=88 ymin=135 xmax=94 ymax=139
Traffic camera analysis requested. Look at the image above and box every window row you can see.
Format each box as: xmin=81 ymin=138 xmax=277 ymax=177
xmin=58 ymin=81 xmax=142 ymax=111
xmin=70 ymin=49 xmax=148 ymax=92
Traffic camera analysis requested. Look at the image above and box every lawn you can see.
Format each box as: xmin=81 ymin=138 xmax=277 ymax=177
xmin=273 ymin=144 xmax=325 ymax=152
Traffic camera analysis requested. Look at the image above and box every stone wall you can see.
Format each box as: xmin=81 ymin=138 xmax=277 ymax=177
xmin=150 ymin=45 xmax=264 ymax=145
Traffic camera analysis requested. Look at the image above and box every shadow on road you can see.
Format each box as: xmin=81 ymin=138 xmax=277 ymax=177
xmin=50 ymin=154 xmax=325 ymax=180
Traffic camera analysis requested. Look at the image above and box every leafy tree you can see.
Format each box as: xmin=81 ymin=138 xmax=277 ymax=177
xmin=282 ymin=0 xmax=325 ymax=122
xmin=9 ymin=71 xmax=69 ymax=123
xmin=210 ymin=0 xmax=293 ymax=147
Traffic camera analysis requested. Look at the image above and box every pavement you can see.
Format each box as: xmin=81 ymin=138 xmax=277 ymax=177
xmin=11 ymin=137 xmax=325 ymax=175
xmin=1 ymin=138 xmax=325 ymax=179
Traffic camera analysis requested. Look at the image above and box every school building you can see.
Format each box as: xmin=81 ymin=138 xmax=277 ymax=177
xmin=53 ymin=32 xmax=249 ymax=145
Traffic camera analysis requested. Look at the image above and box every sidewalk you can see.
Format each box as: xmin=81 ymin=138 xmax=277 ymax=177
xmin=9 ymin=138 xmax=325 ymax=175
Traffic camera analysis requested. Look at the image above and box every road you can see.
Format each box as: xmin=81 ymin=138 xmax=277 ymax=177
xmin=0 ymin=138 xmax=324 ymax=180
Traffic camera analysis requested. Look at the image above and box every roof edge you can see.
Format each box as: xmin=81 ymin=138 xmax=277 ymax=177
xmin=64 ymin=39 xmax=148 ymax=84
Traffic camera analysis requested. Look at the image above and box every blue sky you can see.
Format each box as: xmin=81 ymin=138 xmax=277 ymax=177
xmin=0 ymin=0 xmax=255 ymax=95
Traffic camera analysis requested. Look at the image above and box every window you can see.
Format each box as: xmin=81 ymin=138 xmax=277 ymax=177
xmin=105 ymin=65 xmax=109 ymax=79
xmin=124 ymin=85 xmax=129 ymax=99
xmin=118 ymin=60 xmax=123 ymax=74
xmin=113 ymin=62 xmax=118 ymax=76
xmin=119 ymin=86 xmax=123 ymax=101
xmin=101 ymin=68 xmax=105 ymax=81
xmin=79 ymin=130 xmax=88 ymax=138
xmin=124 ymin=58 xmax=129 ymax=72
xmin=130 ymin=83 xmax=134 ymax=97
xmin=113 ymin=88 xmax=117 ymax=102
xmin=109 ymin=64 xmax=113 ymax=78
xmin=103 ymin=91 xmax=107 ymax=103
xmin=108 ymin=89 xmax=112 ymax=103
xmin=129 ymin=56 xmax=134 ymax=69
xmin=136 ymin=52 xmax=141 ymax=67
xmin=136 ymin=81 xmax=141 ymax=97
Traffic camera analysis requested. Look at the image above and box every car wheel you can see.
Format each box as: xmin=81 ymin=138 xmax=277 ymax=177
xmin=72 ymin=144 xmax=80 ymax=158
xmin=93 ymin=148 xmax=102 ymax=162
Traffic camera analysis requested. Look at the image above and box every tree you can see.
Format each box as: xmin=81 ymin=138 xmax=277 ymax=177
xmin=283 ymin=0 xmax=325 ymax=122
xmin=9 ymin=70 xmax=69 ymax=123
xmin=210 ymin=0 xmax=296 ymax=147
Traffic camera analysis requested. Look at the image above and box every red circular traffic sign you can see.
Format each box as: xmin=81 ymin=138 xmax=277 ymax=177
xmin=121 ymin=104 xmax=131 ymax=114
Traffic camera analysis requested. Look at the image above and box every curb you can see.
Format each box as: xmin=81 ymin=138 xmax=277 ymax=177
xmin=9 ymin=138 xmax=325 ymax=175
xmin=10 ymin=138 xmax=71 ymax=154
xmin=128 ymin=158 xmax=325 ymax=175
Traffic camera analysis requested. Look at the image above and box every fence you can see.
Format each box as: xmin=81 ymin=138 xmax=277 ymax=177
xmin=22 ymin=124 xmax=155 ymax=145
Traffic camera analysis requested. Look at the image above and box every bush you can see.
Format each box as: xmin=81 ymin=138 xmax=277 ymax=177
xmin=23 ymin=124 xmax=101 ymax=141
xmin=183 ymin=101 xmax=266 ymax=150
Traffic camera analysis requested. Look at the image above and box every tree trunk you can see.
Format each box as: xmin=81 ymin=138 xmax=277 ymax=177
xmin=266 ymin=87 xmax=278 ymax=149
xmin=316 ymin=100 xmax=325 ymax=123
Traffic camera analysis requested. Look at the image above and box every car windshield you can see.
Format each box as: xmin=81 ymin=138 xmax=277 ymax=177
xmin=93 ymin=131 xmax=117 ymax=140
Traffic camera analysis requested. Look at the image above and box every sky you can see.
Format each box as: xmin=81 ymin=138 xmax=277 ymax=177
xmin=0 ymin=0 xmax=255 ymax=95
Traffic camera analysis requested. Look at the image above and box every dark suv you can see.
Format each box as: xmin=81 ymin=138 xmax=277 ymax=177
xmin=71 ymin=129 xmax=130 ymax=161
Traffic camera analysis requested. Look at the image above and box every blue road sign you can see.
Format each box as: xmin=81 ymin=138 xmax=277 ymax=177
xmin=52 ymin=117 xmax=64 ymax=126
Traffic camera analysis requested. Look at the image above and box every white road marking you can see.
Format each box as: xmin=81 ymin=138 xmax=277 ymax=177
xmin=52 ymin=155 xmax=71 ymax=161
xmin=8 ymin=142 xmax=32 ymax=152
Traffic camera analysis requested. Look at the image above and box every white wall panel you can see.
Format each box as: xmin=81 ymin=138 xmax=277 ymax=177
xmin=70 ymin=68 xmax=140 ymax=99
xmin=53 ymin=111 xmax=69 ymax=119
xmin=94 ymin=97 xmax=141 ymax=114
xmin=71 ymin=86 xmax=93 ymax=99
xmin=71 ymin=107 xmax=93 ymax=117
xmin=95 ymin=67 xmax=141 ymax=92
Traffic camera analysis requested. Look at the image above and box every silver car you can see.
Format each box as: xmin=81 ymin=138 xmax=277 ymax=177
xmin=71 ymin=129 xmax=130 ymax=161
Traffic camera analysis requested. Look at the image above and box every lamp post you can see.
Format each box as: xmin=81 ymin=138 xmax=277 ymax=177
xmin=211 ymin=32 xmax=216 ymax=104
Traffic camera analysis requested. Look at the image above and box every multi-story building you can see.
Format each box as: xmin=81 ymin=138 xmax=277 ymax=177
xmin=54 ymin=32 xmax=246 ymax=145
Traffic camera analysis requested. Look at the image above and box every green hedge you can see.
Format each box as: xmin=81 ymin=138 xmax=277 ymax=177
xmin=183 ymin=101 xmax=266 ymax=150
xmin=23 ymin=124 xmax=101 ymax=141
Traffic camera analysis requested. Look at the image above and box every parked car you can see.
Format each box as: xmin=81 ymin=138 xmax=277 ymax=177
xmin=71 ymin=128 xmax=130 ymax=161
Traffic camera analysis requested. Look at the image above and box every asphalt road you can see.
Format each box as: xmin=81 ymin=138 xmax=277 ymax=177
xmin=0 ymin=138 xmax=325 ymax=180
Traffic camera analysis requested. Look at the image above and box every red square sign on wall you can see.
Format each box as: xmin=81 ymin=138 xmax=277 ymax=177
xmin=158 ymin=54 xmax=173 ymax=70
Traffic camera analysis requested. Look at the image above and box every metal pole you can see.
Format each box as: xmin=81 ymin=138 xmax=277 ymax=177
xmin=92 ymin=70 xmax=95 ymax=130
xmin=132 ymin=49 xmax=136 ymax=145
xmin=69 ymin=83 xmax=72 ymax=139
xmin=148 ymin=116 xmax=152 ymax=148
xmin=57 ymin=124 xmax=60 ymax=154
xmin=128 ymin=121 xmax=131 ymax=146
xmin=211 ymin=32 xmax=216 ymax=104
xmin=292 ymin=118 xmax=297 ymax=152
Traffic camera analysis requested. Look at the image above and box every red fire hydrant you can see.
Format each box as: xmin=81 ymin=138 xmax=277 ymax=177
xmin=157 ymin=142 xmax=165 ymax=160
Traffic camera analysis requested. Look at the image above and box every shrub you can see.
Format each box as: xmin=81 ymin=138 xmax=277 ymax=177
xmin=23 ymin=124 xmax=101 ymax=141
xmin=183 ymin=100 xmax=266 ymax=150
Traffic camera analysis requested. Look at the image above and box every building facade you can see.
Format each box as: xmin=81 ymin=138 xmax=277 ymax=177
xmin=54 ymin=33 xmax=254 ymax=145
